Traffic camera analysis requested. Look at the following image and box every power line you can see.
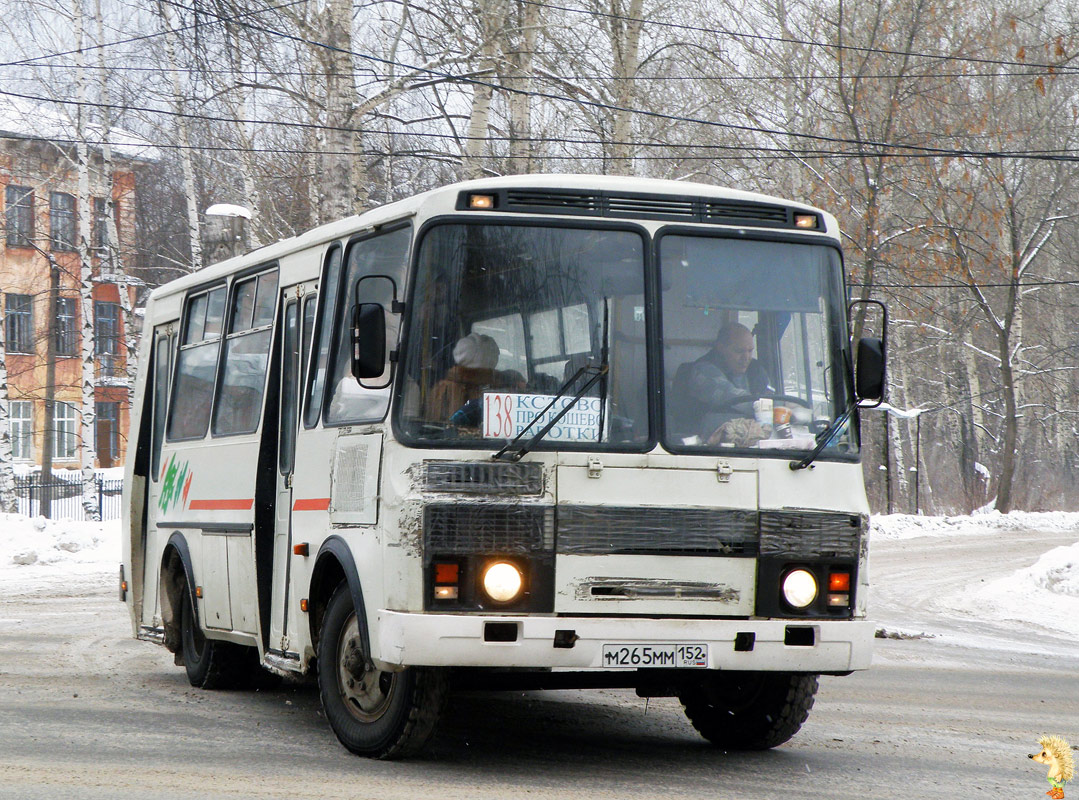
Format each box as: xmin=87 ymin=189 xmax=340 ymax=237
xmin=6 ymin=1 xmax=1072 ymax=165
xmin=150 ymin=0 xmax=1079 ymax=164
xmin=9 ymin=85 xmax=1079 ymax=163
xmin=514 ymin=0 xmax=1079 ymax=75
xmin=854 ymin=278 xmax=1079 ymax=289
xmin=0 ymin=0 xmax=306 ymax=68
xmin=5 ymin=60 xmax=1073 ymax=83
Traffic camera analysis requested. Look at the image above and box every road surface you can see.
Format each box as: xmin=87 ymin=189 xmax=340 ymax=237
xmin=1 ymin=527 xmax=1077 ymax=799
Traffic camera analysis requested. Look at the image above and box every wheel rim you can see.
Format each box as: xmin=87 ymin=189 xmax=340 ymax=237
xmin=336 ymin=612 xmax=396 ymax=722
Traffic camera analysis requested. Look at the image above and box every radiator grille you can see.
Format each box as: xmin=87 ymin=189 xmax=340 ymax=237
xmin=759 ymin=511 xmax=864 ymax=558
xmin=557 ymin=506 xmax=758 ymax=556
xmin=422 ymin=504 xmax=863 ymax=559
xmin=422 ymin=461 xmax=543 ymax=495
xmin=424 ymin=503 xmax=553 ymax=554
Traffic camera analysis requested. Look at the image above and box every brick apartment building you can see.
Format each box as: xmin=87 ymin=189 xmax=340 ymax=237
xmin=1 ymin=100 xmax=153 ymax=470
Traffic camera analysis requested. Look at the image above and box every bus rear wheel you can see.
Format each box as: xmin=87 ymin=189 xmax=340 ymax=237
xmin=678 ymin=671 xmax=818 ymax=750
xmin=180 ymin=584 xmax=252 ymax=689
xmin=317 ymin=583 xmax=447 ymax=759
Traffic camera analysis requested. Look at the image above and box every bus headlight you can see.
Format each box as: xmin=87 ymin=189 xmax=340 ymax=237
xmin=782 ymin=569 xmax=818 ymax=609
xmin=482 ymin=561 xmax=524 ymax=603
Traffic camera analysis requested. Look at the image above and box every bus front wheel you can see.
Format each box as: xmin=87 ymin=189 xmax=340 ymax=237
xmin=317 ymin=583 xmax=447 ymax=759
xmin=678 ymin=671 xmax=818 ymax=750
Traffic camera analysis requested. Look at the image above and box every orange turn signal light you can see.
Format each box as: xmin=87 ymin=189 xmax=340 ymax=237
xmin=195 ymin=585 xmax=203 ymax=598
xmin=300 ymin=598 xmax=309 ymax=612
xmin=120 ymin=581 xmax=128 ymax=592
xmin=468 ymin=193 xmax=495 ymax=209
xmin=434 ymin=563 xmax=460 ymax=584
xmin=828 ymin=572 xmax=850 ymax=592
xmin=293 ymin=543 xmax=309 ymax=557
xmin=794 ymin=213 xmax=818 ymax=229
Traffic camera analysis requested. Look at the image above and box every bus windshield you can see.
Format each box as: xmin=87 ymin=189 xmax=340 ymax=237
xmin=659 ymin=232 xmax=856 ymax=456
xmin=397 ymin=222 xmax=650 ymax=448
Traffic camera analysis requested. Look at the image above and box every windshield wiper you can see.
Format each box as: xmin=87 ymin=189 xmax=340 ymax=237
xmin=492 ymin=361 xmax=609 ymax=462
xmin=789 ymin=403 xmax=852 ymax=471
xmin=493 ymin=300 xmax=611 ymax=463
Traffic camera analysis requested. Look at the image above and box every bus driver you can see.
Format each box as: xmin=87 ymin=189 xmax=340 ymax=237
xmin=680 ymin=322 xmax=776 ymax=444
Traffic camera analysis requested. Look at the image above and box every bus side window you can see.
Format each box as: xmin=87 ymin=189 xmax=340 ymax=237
xmin=324 ymin=226 xmax=410 ymax=425
xmin=279 ymin=301 xmax=300 ymax=475
xmin=168 ymin=285 xmax=226 ymax=440
xmin=151 ymin=331 xmax=173 ymax=480
xmin=213 ymin=268 xmax=279 ymax=436
xmin=304 ymin=248 xmax=342 ymax=428
xmin=301 ymin=293 xmax=317 ymax=393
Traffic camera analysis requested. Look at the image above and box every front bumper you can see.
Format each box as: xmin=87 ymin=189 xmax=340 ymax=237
xmin=375 ymin=611 xmax=874 ymax=673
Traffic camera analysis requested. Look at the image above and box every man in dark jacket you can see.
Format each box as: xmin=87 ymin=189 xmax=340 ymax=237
xmin=677 ymin=322 xmax=775 ymax=440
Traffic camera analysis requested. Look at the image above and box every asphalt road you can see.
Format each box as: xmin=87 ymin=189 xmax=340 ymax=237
xmin=2 ymin=528 xmax=1078 ymax=800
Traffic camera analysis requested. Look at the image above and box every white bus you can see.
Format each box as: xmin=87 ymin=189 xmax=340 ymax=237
xmin=122 ymin=174 xmax=885 ymax=759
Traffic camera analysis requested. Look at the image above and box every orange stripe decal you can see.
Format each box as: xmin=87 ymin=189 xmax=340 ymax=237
xmin=293 ymin=497 xmax=331 ymax=511
xmin=188 ymin=498 xmax=254 ymax=511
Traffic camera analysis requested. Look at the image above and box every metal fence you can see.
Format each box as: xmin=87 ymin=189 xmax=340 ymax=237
xmin=14 ymin=475 xmax=124 ymax=521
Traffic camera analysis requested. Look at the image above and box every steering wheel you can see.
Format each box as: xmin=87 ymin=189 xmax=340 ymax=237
xmin=769 ymin=394 xmax=812 ymax=409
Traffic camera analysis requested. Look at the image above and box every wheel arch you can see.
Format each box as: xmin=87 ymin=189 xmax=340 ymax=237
xmin=309 ymin=536 xmax=370 ymax=657
xmin=160 ymin=532 xmax=197 ymax=654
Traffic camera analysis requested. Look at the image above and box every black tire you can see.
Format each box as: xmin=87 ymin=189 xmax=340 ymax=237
xmin=180 ymin=584 xmax=252 ymax=689
xmin=679 ymin=671 xmax=819 ymax=750
xmin=317 ymin=582 xmax=447 ymax=759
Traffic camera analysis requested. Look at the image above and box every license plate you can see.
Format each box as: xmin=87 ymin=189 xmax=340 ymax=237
xmin=601 ymin=643 xmax=709 ymax=668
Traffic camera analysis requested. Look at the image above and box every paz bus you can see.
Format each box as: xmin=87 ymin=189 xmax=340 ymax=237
xmin=121 ymin=174 xmax=885 ymax=759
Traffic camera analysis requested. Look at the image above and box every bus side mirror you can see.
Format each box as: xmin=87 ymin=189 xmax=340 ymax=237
xmin=351 ymin=303 xmax=386 ymax=380
xmin=855 ymin=337 xmax=885 ymax=405
xmin=352 ymin=273 xmax=402 ymax=389
xmin=849 ymin=298 xmax=886 ymax=409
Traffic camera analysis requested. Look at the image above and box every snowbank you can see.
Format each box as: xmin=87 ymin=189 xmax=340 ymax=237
xmin=872 ymin=511 xmax=1079 ymax=642
xmin=949 ymin=541 xmax=1079 ymax=639
xmin=871 ymin=510 xmax=1079 ymax=541
xmin=0 ymin=514 xmax=120 ymax=592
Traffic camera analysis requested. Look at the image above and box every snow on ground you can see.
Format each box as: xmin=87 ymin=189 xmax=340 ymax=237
xmin=0 ymin=514 xmax=121 ymax=593
xmin=2 ymin=510 xmax=1079 ymax=641
xmin=871 ymin=511 xmax=1079 ymax=644
xmin=950 ymin=540 xmax=1079 ymax=640
xmin=871 ymin=509 xmax=1079 ymax=540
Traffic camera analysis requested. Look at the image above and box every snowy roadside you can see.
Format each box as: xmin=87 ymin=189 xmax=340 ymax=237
xmin=0 ymin=513 xmax=121 ymax=596
xmin=871 ymin=509 xmax=1079 ymax=541
xmin=869 ymin=511 xmax=1079 ymax=646
xmin=2 ymin=510 xmax=1078 ymax=640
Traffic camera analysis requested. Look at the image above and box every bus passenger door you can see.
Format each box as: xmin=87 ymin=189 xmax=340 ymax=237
xmin=141 ymin=325 xmax=174 ymax=629
xmin=269 ymin=288 xmax=313 ymax=653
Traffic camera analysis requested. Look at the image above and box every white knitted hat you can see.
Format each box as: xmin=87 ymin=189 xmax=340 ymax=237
xmin=453 ymin=332 xmax=500 ymax=369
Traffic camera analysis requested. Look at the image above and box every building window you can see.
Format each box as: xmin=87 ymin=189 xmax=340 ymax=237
xmin=95 ymin=401 xmax=120 ymax=466
xmin=5 ymin=294 xmax=33 ymax=353
xmin=52 ymin=401 xmax=78 ymax=460
xmin=50 ymin=192 xmax=76 ymax=251
xmin=91 ymin=197 xmax=112 ymax=251
xmin=95 ymin=301 xmax=120 ymax=356
xmin=9 ymin=400 xmax=33 ymax=461
xmin=5 ymin=185 xmax=33 ymax=247
xmin=56 ymin=297 xmax=78 ymax=357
